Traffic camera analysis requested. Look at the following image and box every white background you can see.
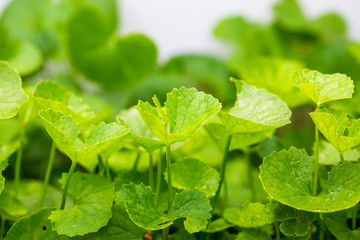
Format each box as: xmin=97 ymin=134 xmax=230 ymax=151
xmin=1 ymin=0 xmax=359 ymax=62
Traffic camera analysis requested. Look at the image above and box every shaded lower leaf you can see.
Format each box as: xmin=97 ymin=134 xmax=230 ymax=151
xmin=323 ymin=210 xmax=360 ymax=240
xmin=235 ymin=228 xmax=271 ymax=240
xmin=0 ymin=190 xmax=27 ymax=220
xmin=5 ymin=208 xmax=76 ymax=240
xmin=280 ymin=219 xmax=312 ymax=237
xmin=116 ymin=183 xmax=212 ymax=233
xmin=98 ymin=203 xmax=147 ymax=240
xmin=259 ymin=147 xmax=360 ymax=212
xmin=49 ymin=172 xmax=114 ymax=237
xmin=202 ymin=218 xmax=233 ymax=233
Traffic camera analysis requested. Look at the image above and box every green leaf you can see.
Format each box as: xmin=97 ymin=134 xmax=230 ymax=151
xmin=224 ymin=201 xmax=277 ymax=228
xmin=116 ymin=183 xmax=212 ymax=233
xmin=312 ymin=13 xmax=346 ymax=40
xmin=67 ymin=6 xmax=157 ymax=90
xmin=5 ymin=208 xmax=76 ymax=240
xmin=259 ymin=147 xmax=360 ymax=212
xmin=218 ymin=79 xmax=291 ymax=134
xmin=273 ymin=0 xmax=309 ymax=32
xmin=323 ymin=210 xmax=360 ymax=240
xmin=235 ymin=228 xmax=272 ymax=240
xmin=165 ymin=158 xmax=220 ymax=197
xmin=98 ymin=203 xmax=147 ymax=240
xmin=117 ymin=107 xmax=164 ymax=153
xmin=292 ymin=69 xmax=354 ymax=105
xmin=239 ymin=57 xmax=309 ymax=107
xmin=49 ymin=172 xmax=114 ymax=237
xmin=319 ymin=141 xmax=360 ymax=165
xmin=39 ymin=109 xmax=129 ymax=162
xmin=0 ymin=61 xmax=28 ymax=119
xmin=165 ymin=87 xmax=222 ymax=143
xmin=280 ymin=219 xmax=311 ymax=237
xmin=310 ymin=109 xmax=360 ymax=153
xmin=202 ymin=218 xmax=233 ymax=233
xmin=34 ymin=80 xmax=94 ymax=122
xmin=0 ymin=190 xmax=27 ymax=220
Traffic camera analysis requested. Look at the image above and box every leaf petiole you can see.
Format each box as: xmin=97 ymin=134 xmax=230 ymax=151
xmin=149 ymin=151 xmax=154 ymax=189
xmin=60 ymin=160 xmax=77 ymax=210
xmin=312 ymin=104 xmax=320 ymax=196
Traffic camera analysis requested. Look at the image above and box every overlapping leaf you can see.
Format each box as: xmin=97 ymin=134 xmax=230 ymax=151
xmin=116 ymin=183 xmax=212 ymax=233
xmin=0 ymin=191 xmax=27 ymax=220
xmin=319 ymin=141 xmax=360 ymax=165
xmin=0 ymin=61 xmax=28 ymax=119
xmin=39 ymin=109 xmax=129 ymax=162
xmin=323 ymin=210 xmax=360 ymax=240
xmin=49 ymin=172 xmax=114 ymax=237
xmin=292 ymin=69 xmax=354 ymax=105
xmin=260 ymin=147 xmax=360 ymax=212
xmin=165 ymin=158 xmax=220 ymax=197
xmin=218 ymin=79 xmax=291 ymax=134
xmin=310 ymin=109 xmax=360 ymax=153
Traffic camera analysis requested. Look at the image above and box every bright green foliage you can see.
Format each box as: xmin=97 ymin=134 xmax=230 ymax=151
xmin=136 ymin=87 xmax=221 ymax=144
xmin=98 ymin=203 xmax=147 ymax=240
xmin=116 ymin=183 xmax=212 ymax=233
xmin=0 ymin=141 xmax=19 ymax=194
xmin=117 ymin=107 xmax=164 ymax=153
xmin=310 ymin=109 xmax=360 ymax=153
xmin=34 ymin=80 xmax=94 ymax=122
xmin=239 ymin=57 xmax=308 ymax=107
xmin=39 ymin=109 xmax=129 ymax=162
xmin=66 ymin=6 xmax=157 ymax=90
xmin=292 ymin=69 xmax=354 ymax=105
xmin=165 ymin=158 xmax=220 ymax=197
xmin=202 ymin=218 xmax=233 ymax=233
xmin=0 ymin=40 xmax=43 ymax=75
xmin=260 ymin=147 xmax=360 ymax=212
xmin=235 ymin=229 xmax=272 ymax=240
xmin=204 ymin=122 xmax=273 ymax=151
xmin=218 ymin=79 xmax=291 ymax=134
xmin=273 ymin=0 xmax=309 ymax=31
xmin=0 ymin=191 xmax=27 ymax=220
xmin=224 ymin=202 xmax=277 ymax=228
xmin=319 ymin=141 xmax=360 ymax=165
xmin=49 ymin=172 xmax=114 ymax=237
xmin=5 ymin=208 xmax=75 ymax=240
xmin=0 ymin=61 xmax=28 ymax=119
xmin=323 ymin=210 xmax=360 ymax=240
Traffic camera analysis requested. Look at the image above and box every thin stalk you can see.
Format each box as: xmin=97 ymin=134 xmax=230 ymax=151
xmin=340 ymin=152 xmax=345 ymax=164
xmin=132 ymin=151 xmax=141 ymax=172
xmin=60 ymin=161 xmax=77 ymax=210
xmin=312 ymin=104 xmax=321 ymax=196
xmin=353 ymin=206 xmax=358 ymax=230
xmin=166 ymin=145 xmax=172 ymax=210
xmin=162 ymin=228 xmax=169 ymax=240
xmin=274 ymin=221 xmax=280 ymax=240
xmin=15 ymin=127 xmax=25 ymax=194
xmin=245 ymin=151 xmax=255 ymax=201
xmin=0 ymin=218 xmax=4 ymax=240
xmin=148 ymin=152 xmax=154 ymax=189
xmin=156 ymin=148 xmax=163 ymax=201
xmin=104 ymin=157 xmax=111 ymax=181
xmin=212 ymin=134 xmax=232 ymax=210
xmin=38 ymin=142 xmax=56 ymax=209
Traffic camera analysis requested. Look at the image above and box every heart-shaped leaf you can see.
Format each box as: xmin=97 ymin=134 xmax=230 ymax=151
xmin=5 ymin=208 xmax=75 ymax=240
xmin=323 ymin=210 xmax=360 ymax=240
xmin=39 ymin=109 xmax=129 ymax=162
xmin=98 ymin=203 xmax=147 ymax=240
xmin=259 ymin=147 xmax=360 ymax=212
xmin=49 ymin=172 xmax=114 ymax=237
xmin=0 ymin=61 xmax=28 ymax=119
xmin=224 ymin=201 xmax=277 ymax=228
xmin=218 ymin=79 xmax=291 ymax=134
xmin=292 ymin=69 xmax=354 ymax=105
xmin=116 ymin=183 xmax=212 ymax=233
xmin=34 ymin=80 xmax=94 ymax=122
xmin=165 ymin=158 xmax=220 ymax=197
xmin=66 ymin=6 xmax=157 ymax=90
xmin=310 ymin=109 xmax=360 ymax=153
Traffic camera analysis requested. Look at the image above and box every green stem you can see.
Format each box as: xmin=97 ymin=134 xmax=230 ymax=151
xmin=274 ymin=221 xmax=280 ymax=240
xmin=15 ymin=127 xmax=25 ymax=195
xmin=38 ymin=142 xmax=56 ymax=209
xmin=0 ymin=218 xmax=4 ymax=240
xmin=149 ymin=152 xmax=154 ymax=189
xmin=340 ymin=152 xmax=345 ymax=164
xmin=166 ymin=145 xmax=172 ymax=210
xmin=162 ymin=228 xmax=169 ymax=240
xmin=104 ymin=157 xmax=111 ymax=181
xmin=132 ymin=151 xmax=141 ymax=172
xmin=245 ymin=151 xmax=255 ymax=201
xmin=212 ymin=134 xmax=232 ymax=210
xmin=353 ymin=206 xmax=358 ymax=230
xmin=312 ymin=104 xmax=321 ymax=196
xmin=60 ymin=161 xmax=77 ymax=210
xmin=156 ymin=148 xmax=163 ymax=201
